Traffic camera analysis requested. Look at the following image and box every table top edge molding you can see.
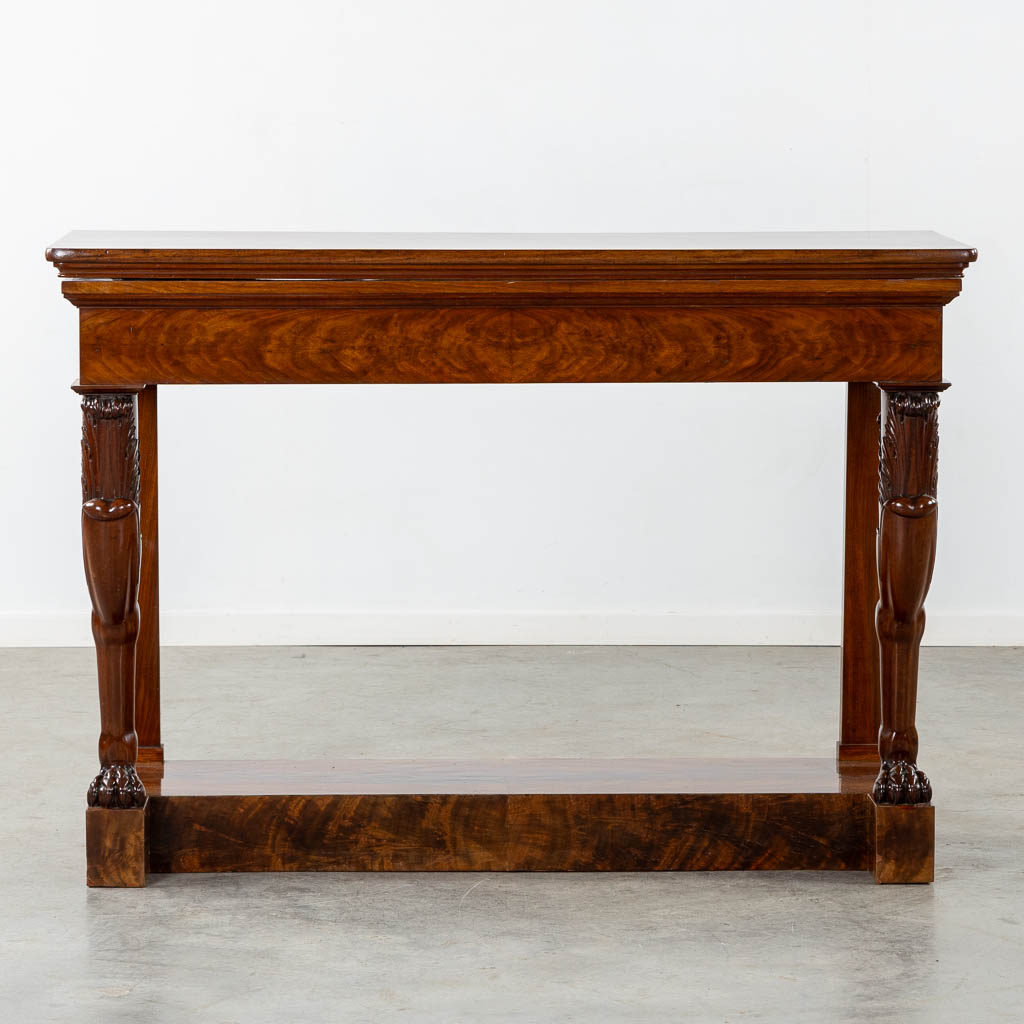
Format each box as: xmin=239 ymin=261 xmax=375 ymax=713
xmin=45 ymin=231 xmax=978 ymax=286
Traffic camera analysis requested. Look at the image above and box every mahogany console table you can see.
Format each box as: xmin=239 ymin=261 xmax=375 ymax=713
xmin=46 ymin=231 xmax=976 ymax=887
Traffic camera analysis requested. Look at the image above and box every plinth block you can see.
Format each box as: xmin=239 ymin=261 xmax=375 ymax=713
xmin=86 ymin=799 xmax=148 ymax=888
xmin=873 ymin=799 xmax=935 ymax=884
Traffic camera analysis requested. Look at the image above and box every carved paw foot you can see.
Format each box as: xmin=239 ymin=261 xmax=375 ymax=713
xmin=872 ymin=760 xmax=932 ymax=805
xmin=88 ymin=765 xmax=147 ymax=808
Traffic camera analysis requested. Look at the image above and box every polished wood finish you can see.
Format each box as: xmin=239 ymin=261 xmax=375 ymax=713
xmin=873 ymin=800 xmax=935 ymax=884
xmin=48 ymin=231 xmax=975 ymax=885
xmin=52 ymin=232 xmax=970 ymax=389
xmin=139 ymin=756 xmax=874 ymax=796
xmin=45 ymin=229 xmax=976 ymax=284
xmin=150 ymin=793 xmax=872 ymax=874
xmin=85 ymin=802 xmax=148 ymax=887
xmin=76 ymin=305 xmax=942 ymax=386
xmin=136 ymin=386 xmax=162 ymax=763
xmin=75 ymin=388 xmax=146 ymax=809
xmin=136 ymin=759 xmax=872 ymax=876
xmin=873 ymin=384 xmax=947 ymax=804
xmin=63 ymin=277 xmax=963 ymax=306
xmin=838 ymin=382 xmax=883 ymax=763
xmin=84 ymin=802 xmax=146 ymax=884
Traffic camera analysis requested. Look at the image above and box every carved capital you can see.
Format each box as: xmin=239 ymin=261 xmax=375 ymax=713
xmin=81 ymin=394 xmax=140 ymax=509
xmin=878 ymin=388 xmax=941 ymax=517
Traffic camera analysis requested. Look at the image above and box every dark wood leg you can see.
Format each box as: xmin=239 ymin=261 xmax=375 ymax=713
xmin=76 ymin=388 xmax=147 ymax=812
xmin=872 ymin=382 xmax=948 ymax=806
xmin=136 ymin=385 xmax=162 ymax=765
xmin=838 ymin=382 xmax=881 ymax=764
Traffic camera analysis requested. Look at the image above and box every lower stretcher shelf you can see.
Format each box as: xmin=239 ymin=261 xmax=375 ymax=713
xmin=85 ymin=758 xmax=933 ymax=884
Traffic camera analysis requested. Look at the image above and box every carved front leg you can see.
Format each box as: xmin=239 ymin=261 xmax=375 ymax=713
xmin=78 ymin=390 xmax=146 ymax=809
xmin=873 ymin=384 xmax=948 ymax=806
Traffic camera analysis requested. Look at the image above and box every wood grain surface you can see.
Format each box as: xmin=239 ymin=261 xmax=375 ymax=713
xmin=54 ymin=232 xmax=971 ymax=887
xmin=873 ymin=801 xmax=935 ymax=883
xmin=138 ymin=757 xmax=875 ymax=796
xmin=148 ymin=791 xmax=873 ymax=873
xmin=76 ymin=391 xmax=146 ymax=810
xmin=86 ymin=803 xmax=147 ymax=887
xmin=872 ymin=385 xmax=947 ymax=806
xmin=135 ymin=386 xmax=162 ymax=762
xmin=141 ymin=759 xmax=877 ymax=876
xmin=60 ymin=277 xmax=966 ymax=307
xmin=45 ymin=229 xmax=977 ymax=285
xmin=838 ymin=382 xmax=883 ymax=763
xmin=78 ymin=306 xmax=942 ymax=386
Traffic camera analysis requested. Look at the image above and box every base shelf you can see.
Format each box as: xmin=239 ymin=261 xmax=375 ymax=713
xmin=140 ymin=756 xmax=875 ymax=796
xmin=86 ymin=758 xmax=933 ymax=885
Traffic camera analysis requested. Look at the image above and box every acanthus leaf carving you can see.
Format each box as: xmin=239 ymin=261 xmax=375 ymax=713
xmin=81 ymin=394 xmax=140 ymax=509
xmin=878 ymin=389 xmax=940 ymax=517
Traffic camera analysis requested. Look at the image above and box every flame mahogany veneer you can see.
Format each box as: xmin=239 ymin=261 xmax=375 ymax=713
xmin=47 ymin=231 xmax=975 ymax=887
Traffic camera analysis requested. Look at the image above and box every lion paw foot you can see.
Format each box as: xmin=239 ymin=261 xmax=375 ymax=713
xmin=88 ymin=765 xmax=146 ymax=808
xmin=873 ymin=760 xmax=932 ymax=805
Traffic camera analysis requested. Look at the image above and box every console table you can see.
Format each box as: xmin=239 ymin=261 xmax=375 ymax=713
xmin=45 ymin=231 xmax=976 ymax=887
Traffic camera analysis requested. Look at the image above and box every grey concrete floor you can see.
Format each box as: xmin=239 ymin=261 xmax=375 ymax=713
xmin=1 ymin=645 xmax=1022 ymax=1023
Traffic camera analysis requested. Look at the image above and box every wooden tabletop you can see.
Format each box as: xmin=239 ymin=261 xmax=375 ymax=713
xmin=47 ymin=230 xmax=976 ymax=280
xmin=48 ymin=229 xmax=971 ymax=251
xmin=52 ymin=229 xmax=976 ymax=389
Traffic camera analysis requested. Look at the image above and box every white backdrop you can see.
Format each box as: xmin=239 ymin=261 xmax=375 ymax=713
xmin=2 ymin=1 xmax=1020 ymax=646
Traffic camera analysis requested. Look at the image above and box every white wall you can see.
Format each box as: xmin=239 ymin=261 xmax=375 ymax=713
xmin=2 ymin=0 xmax=1020 ymax=646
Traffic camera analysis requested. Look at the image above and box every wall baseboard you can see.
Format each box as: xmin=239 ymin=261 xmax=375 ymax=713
xmin=0 ymin=611 xmax=1019 ymax=647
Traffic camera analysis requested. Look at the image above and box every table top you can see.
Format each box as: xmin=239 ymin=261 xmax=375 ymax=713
xmin=47 ymin=230 xmax=976 ymax=280
xmin=49 ymin=229 xmax=970 ymax=252
xmin=56 ymin=230 xmax=971 ymax=387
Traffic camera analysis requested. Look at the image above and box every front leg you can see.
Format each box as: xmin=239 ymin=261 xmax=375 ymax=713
xmin=873 ymin=383 xmax=948 ymax=806
xmin=77 ymin=388 xmax=146 ymax=809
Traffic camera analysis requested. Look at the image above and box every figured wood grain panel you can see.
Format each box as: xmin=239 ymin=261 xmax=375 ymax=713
xmin=80 ymin=307 xmax=513 ymax=385
xmin=79 ymin=306 xmax=941 ymax=385
xmin=873 ymin=801 xmax=934 ymax=883
xmin=86 ymin=803 xmax=147 ymax=887
xmin=509 ymin=307 xmax=941 ymax=383
xmin=147 ymin=791 xmax=873 ymax=873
